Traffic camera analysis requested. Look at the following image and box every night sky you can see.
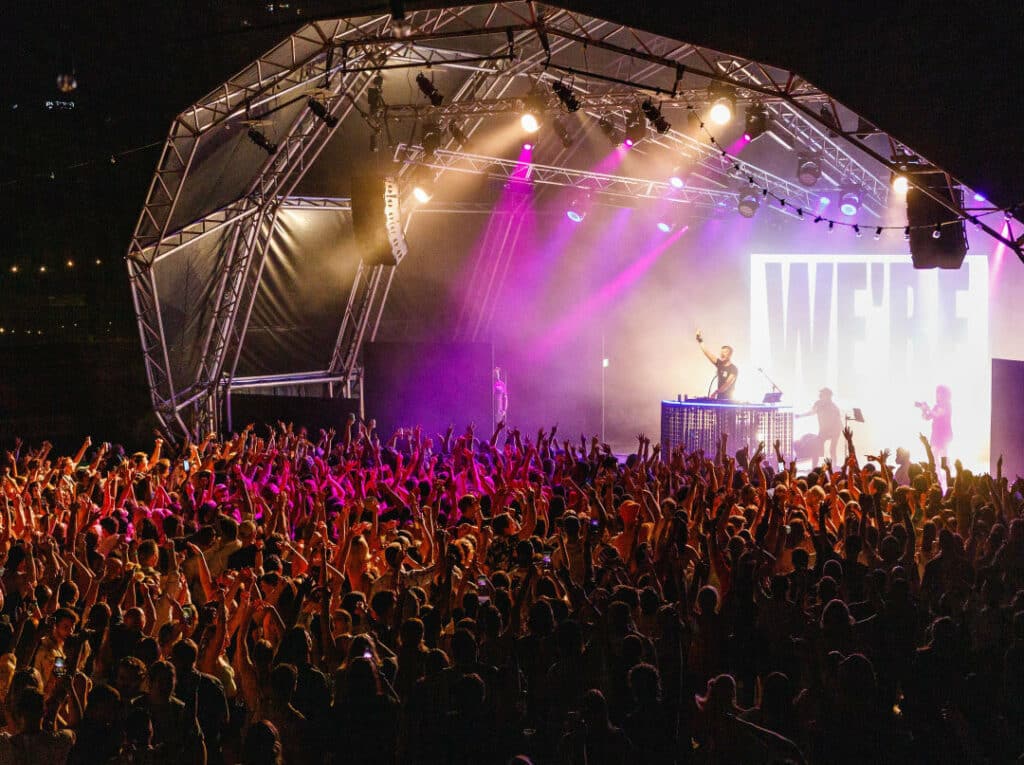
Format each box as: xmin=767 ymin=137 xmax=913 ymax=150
xmin=0 ymin=0 xmax=1021 ymax=443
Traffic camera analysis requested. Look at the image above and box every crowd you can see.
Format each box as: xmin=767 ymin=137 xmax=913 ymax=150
xmin=0 ymin=417 xmax=1022 ymax=765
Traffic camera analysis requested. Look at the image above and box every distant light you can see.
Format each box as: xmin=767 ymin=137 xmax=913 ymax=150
xmin=9 ymin=265 xmax=18 ymax=274
xmin=94 ymin=259 xmax=102 ymax=265
xmin=0 ymin=328 xmax=5 ymax=334
xmin=742 ymin=133 xmax=752 ymax=142
xmin=932 ymin=224 xmax=942 ymax=239
xmin=973 ymin=192 xmax=986 ymax=202
xmin=602 ymin=358 xmax=610 ymax=368
xmin=412 ymin=185 xmax=433 ymax=204
xmin=669 ymin=174 xmax=685 ymax=189
xmin=709 ymin=98 xmax=733 ymax=126
xmin=522 ymin=141 xmax=535 ymax=151
xmin=819 ymin=196 xmax=831 ymax=206
xmin=657 ymin=221 xmax=672 ymax=233
xmin=891 ymin=175 xmax=909 ymax=194
xmin=38 ymin=265 xmax=47 ymax=273
xmin=520 ymin=113 xmax=540 ymax=133
xmin=623 ymin=137 xmax=635 ymax=148
xmin=566 ymin=210 xmax=584 ymax=223
xmin=65 ymin=259 xmax=74 ymax=268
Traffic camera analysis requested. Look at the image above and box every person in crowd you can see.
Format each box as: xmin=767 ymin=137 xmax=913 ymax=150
xmin=0 ymin=418 xmax=1018 ymax=764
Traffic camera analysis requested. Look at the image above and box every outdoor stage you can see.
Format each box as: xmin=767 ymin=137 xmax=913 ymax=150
xmin=126 ymin=2 xmax=1023 ymax=471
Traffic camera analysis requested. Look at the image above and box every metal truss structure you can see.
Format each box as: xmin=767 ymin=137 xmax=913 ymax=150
xmin=129 ymin=1 xmax=1021 ymax=444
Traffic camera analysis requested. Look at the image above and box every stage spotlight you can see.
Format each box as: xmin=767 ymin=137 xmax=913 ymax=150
xmin=796 ymin=154 xmax=821 ymax=187
xmin=657 ymin=221 xmax=674 ymax=233
xmin=641 ymin=99 xmax=671 ymax=134
xmin=624 ymin=107 xmax=646 ymax=146
xmin=891 ymin=174 xmax=909 ymax=194
xmin=421 ymin=121 xmax=441 ymax=157
xmin=552 ymin=117 xmax=573 ymax=148
xmin=552 ymin=81 xmax=580 ymax=112
xmin=708 ymin=92 xmax=735 ymax=126
xmin=412 ymin=179 xmax=434 ymax=204
xmin=520 ymin=93 xmax=546 ymax=134
xmin=521 ymin=113 xmax=540 ymax=133
xmin=390 ymin=0 xmax=413 ymax=37
xmin=307 ymin=98 xmax=338 ymax=128
xmin=744 ymin=104 xmax=770 ymax=141
xmin=415 ymin=73 xmax=444 ymax=106
xmin=247 ymin=128 xmax=277 ymax=155
xmin=597 ymin=115 xmax=621 ymax=146
xmin=669 ymin=167 xmax=686 ymax=189
xmin=367 ymin=74 xmax=385 ymax=115
xmin=839 ymin=189 xmax=861 ymax=216
xmin=973 ymin=192 xmax=987 ymax=202
xmin=448 ymin=122 xmax=469 ymax=148
xmin=932 ymin=224 xmax=942 ymax=239
xmin=566 ymin=197 xmax=586 ymax=223
xmin=738 ymin=191 xmax=760 ymax=218
xmin=819 ymin=195 xmax=831 ymax=207
xmin=522 ymin=140 xmax=535 ymax=151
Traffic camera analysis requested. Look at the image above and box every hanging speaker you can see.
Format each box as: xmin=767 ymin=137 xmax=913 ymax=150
xmin=907 ymin=175 xmax=968 ymax=269
xmin=350 ymin=175 xmax=408 ymax=266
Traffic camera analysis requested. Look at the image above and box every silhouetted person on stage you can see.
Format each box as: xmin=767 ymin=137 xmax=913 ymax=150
xmin=916 ymin=385 xmax=953 ymax=460
xmin=796 ymin=387 xmax=843 ymax=467
xmin=696 ymin=331 xmax=737 ymax=400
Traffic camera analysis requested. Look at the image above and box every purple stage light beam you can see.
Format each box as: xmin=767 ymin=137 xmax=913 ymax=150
xmin=538 ymin=225 xmax=688 ymax=354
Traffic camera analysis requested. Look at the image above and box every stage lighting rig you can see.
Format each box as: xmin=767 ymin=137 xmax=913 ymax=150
xmin=552 ymin=117 xmax=574 ymax=148
xmin=411 ymin=168 xmax=434 ymax=203
xmin=796 ymin=153 xmax=821 ymax=187
xmin=641 ymin=99 xmax=671 ymax=134
xmin=839 ymin=188 xmax=861 ymax=216
xmin=566 ymin=197 xmax=586 ymax=223
xmin=744 ymin=104 xmax=770 ymax=141
xmin=552 ymin=80 xmax=580 ymax=112
xmin=415 ymin=73 xmax=444 ymax=106
xmin=307 ymin=98 xmax=338 ymax=128
xmin=367 ymin=74 xmax=385 ymax=116
xmin=389 ymin=0 xmax=412 ymax=37
xmin=707 ymin=85 xmax=736 ymax=126
xmin=448 ymin=122 xmax=469 ymax=148
xmin=597 ymin=115 xmax=621 ymax=146
xmin=520 ymin=92 xmax=546 ymax=134
xmin=624 ymin=107 xmax=646 ymax=146
xmin=247 ymin=128 xmax=277 ymax=155
xmin=421 ymin=121 xmax=442 ymax=157
xmin=738 ymin=191 xmax=760 ymax=218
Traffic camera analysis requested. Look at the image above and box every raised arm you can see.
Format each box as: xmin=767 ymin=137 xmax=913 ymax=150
xmin=696 ymin=331 xmax=717 ymax=365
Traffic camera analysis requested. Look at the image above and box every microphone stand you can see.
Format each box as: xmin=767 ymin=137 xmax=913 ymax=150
xmin=757 ymin=367 xmax=783 ymax=396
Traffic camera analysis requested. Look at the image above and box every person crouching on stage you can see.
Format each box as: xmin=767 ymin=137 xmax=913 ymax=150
xmin=796 ymin=387 xmax=843 ymax=468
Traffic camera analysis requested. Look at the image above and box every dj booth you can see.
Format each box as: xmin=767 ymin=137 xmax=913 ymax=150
xmin=661 ymin=398 xmax=793 ymax=458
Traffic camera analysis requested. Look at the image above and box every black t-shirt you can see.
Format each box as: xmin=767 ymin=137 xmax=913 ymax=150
xmin=715 ymin=359 xmax=738 ymax=399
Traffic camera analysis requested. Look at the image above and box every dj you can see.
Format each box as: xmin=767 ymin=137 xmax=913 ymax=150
xmin=696 ymin=331 xmax=738 ymax=400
